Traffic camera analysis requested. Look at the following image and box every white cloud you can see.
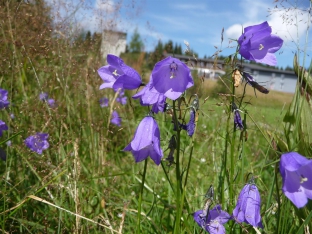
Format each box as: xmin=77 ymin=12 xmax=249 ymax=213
xmin=268 ymin=9 xmax=311 ymax=44
xmin=95 ymin=0 xmax=114 ymax=12
xmin=239 ymin=0 xmax=269 ymax=22
xmin=225 ymin=24 xmax=244 ymax=40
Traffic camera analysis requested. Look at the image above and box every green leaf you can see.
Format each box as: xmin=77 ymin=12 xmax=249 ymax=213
xmin=283 ymin=54 xmax=312 ymax=155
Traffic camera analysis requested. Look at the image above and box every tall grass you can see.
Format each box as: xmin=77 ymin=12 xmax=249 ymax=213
xmin=0 ymin=0 xmax=311 ymax=233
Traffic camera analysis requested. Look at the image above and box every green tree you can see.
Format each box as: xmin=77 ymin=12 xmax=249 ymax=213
xmin=177 ymin=44 xmax=182 ymax=54
xmin=85 ymin=31 xmax=91 ymax=41
xmin=155 ymin=40 xmax=164 ymax=55
xmin=173 ymin=43 xmax=182 ymax=55
xmin=85 ymin=30 xmax=92 ymax=47
xmin=148 ymin=40 xmax=164 ymax=69
xmin=174 ymin=43 xmax=178 ymax=54
xmin=164 ymin=40 xmax=173 ymax=53
xmin=129 ymin=27 xmax=144 ymax=53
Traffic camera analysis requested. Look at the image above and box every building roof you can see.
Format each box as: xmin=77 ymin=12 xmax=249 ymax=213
xmin=164 ymin=53 xmax=295 ymax=76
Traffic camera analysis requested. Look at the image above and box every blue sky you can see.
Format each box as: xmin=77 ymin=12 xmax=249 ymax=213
xmin=48 ymin=0 xmax=312 ymax=68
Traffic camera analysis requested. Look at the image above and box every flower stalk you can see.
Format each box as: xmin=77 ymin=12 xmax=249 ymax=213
xmin=136 ymin=159 xmax=148 ymax=234
xmin=172 ymin=100 xmax=182 ymax=234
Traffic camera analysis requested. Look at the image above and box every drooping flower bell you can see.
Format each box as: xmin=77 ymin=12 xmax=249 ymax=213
xmin=193 ymin=204 xmax=231 ymax=234
xmin=111 ymin=110 xmax=121 ymax=127
xmin=99 ymin=97 xmax=109 ymax=107
xmin=25 ymin=133 xmax=49 ymax=155
xmin=232 ymin=103 xmax=244 ymax=130
xmin=238 ymin=21 xmax=283 ymax=66
xmin=0 ymin=120 xmax=8 ymax=137
xmin=279 ymin=152 xmax=312 ymax=208
xmin=124 ymin=116 xmax=163 ymax=165
xmin=39 ymin=92 xmax=57 ymax=108
xmin=39 ymin=92 xmax=49 ymax=101
xmin=180 ymin=109 xmax=196 ymax=136
xmin=132 ymin=77 xmax=166 ymax=114
xmin=151 ymin=57 xmax=194 ymax=100
xmin=242 ymin=72 xmax=269 ymax=94
xmin=0 ymin=88 xmax=10 ymax=109
xmin=116 ymin=89 xmax=127 ymax=105
xmin=98 ymin=54 xmax=142 ymax=91
xmin=232 ymin=182 xmax=263 ymax=228
xmin=47 ymin=99 xmax=56 ymax=108
xmin=180 ymin=96 xmax=199 ymax=136
xmin=165 ymin=135 xmax=176 ymax=166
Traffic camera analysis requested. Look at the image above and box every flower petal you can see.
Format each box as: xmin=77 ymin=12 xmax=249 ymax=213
xmin=151 ymin=57 xmax=193 ymax=100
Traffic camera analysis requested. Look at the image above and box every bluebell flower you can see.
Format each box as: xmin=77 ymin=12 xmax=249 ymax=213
xmin=99 ymin=97 xmax=109 ymax=107
xmin=124 ymin=116 xmax=163 ymax=165
xmin=186 ymin=109 xmax=196 ymax=136
xmin=232 ymin=103 xmax=244 ymax=130
xmin=39 ymin=92 xmax=56 ymax=107
xmin=233 ymin=183 xmax=263 ymax=228
xmin=0 ymin=120 xmax=8 ymax=137
xmin=280 ymin=152 xmax=312 ymax=208
xmin=165 ymin=135 xmax=176 ymax=166
xmin=98 ymin=54 xmax=142 ymax=91
xmin=39 ymin=92 xmax=49 ymax=101
xmin=111 ymin=110 xmax=121 ymax=127
xmin=242 ymin=72 xmax=269 ymax=94
xmin=179 ymin=109 xmax=196 ymax=136
xmin=0 ymin=89 xmax=10 ymax=109
xmin=132 ymin=77 xmax=166 ymax=113
xmin=47 ymin=99 xmax=56 ymax=108
xmin=194 ymin=205 xmax=231 ymax=234
xmin=25 ymin=133 xmax=49 ymax=154
xmin=238 ymin=21 xmax=283 ymax=66
xmin=151 ymin=57 xmax=193 ymax=100
xmin=116 ymin=89 xmax=127 ymax=105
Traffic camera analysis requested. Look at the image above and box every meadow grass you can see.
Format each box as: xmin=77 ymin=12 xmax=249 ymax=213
xmin=0 ymin=63 xmax=293 ymax=233
xmin=1 ymin=1 xmax=312 ymax=233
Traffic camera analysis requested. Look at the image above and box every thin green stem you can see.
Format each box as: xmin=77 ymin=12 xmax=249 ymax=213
xmin=182 ymin=141 xmax=193 ymax=214
xmin=229 ymin=82 xmax=236 ymax=211
xmin=172 ymin=100 xmax=182 ymax=234
xmin=161 ymin=161 xmax=174 ymax=192
xmin=221 ymin=111 xmax=230 ymax=206
xmin=136 ymin=159 xmax=148 ymax=234
xmin=240 ymin=112 xmax=247 ymax=185
xmin=275 ymin=162 xmax=281 ymax=233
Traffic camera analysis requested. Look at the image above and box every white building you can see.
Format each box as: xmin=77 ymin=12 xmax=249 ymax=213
xmin=101 ymin=30 xmax=127 ymax=62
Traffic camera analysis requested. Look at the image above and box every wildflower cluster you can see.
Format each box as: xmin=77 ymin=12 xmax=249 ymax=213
xmin=39 ymin=92 xmax=56 ymax=108
xmin=98 ymin=54 xmax=194 ymax=163
xmin=95 ymin=21 xmax=312 ymax=233
xmin=194 ymin=181 xmax=263 ymax=233
xmin=0 ymin=89 xmax=50 ymax=155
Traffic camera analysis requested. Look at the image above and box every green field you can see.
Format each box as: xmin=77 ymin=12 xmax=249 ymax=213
xmin=1 ymin=1 xmax=312 ymax=233
xmin=0 ymin=63 xmax=296 ymax=232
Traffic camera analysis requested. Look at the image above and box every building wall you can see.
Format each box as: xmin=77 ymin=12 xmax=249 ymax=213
xmin=248 ymin=70 xmax=297 ymax=93
xmin=101 ymin=30 xmax=127 ymax=63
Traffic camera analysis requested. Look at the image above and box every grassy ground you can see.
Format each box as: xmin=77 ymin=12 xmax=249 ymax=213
xmin=0 ymin=62 xmax=294 ymax=232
